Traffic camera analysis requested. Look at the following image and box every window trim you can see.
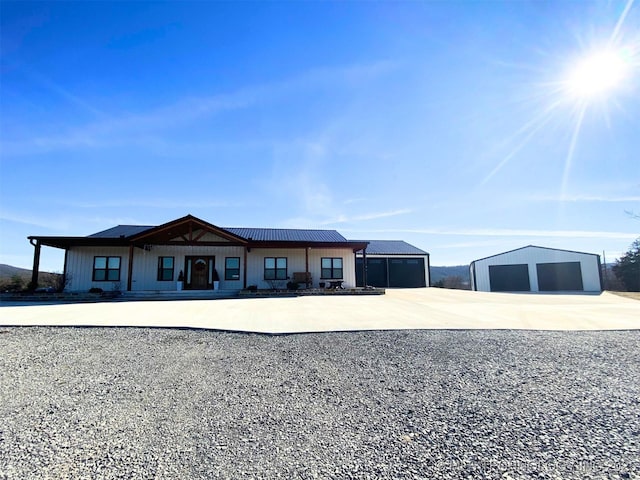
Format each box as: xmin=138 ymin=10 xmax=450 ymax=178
xmin=321 ymin=257 xmax=343 ymax=279
xmin=92 ymin=256 xmax=121 ymax=282
xmin=225 ymin=257 xmax=241 ymax=281
xmin=157 ymin=256 xmax=175 ymax=281
xmin=264 ymin=257 xmax=287 ymax=280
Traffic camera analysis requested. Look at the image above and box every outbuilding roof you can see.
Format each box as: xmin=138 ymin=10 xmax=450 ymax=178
xmin=470 ymin=245 xmax=600 ymax=264
xmin=351 ymin=240 xmax=428 ymax=255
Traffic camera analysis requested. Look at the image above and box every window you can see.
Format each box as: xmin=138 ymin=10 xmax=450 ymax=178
xmin=157 ymin=256 xmax=174 ymax=281
xmin=93 ymin=256 xmax=121 ymax=281
xmin=225 ymin=257 xmax=240 ymax=280
xmin=264 ymin=257 xmax=287 ymax=280
xmin=321 ymin=257 xmax=343 ymax=279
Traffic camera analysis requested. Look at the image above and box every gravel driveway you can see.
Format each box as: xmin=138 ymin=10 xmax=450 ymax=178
xmin=1 ymin=327 xmax=638 ymax=479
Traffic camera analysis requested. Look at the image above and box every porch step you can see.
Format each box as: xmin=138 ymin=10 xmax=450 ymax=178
xmin=119 ymin=290 xmax=240 ymax=301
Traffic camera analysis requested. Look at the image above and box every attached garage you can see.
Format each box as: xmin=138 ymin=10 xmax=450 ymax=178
xmin=354 ymin=240 xmax=430 ymax=288
xmin=470 ymin=245 xmax=602 ymax=293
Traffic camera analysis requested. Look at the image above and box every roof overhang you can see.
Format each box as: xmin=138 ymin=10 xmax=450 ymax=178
xmin=248 ymin=241 xmax=368 ymax=252
xmin=28 ymin=236 xmax=130 ymax=249
xmin=28 ymin=215 xmax=369 ymax=252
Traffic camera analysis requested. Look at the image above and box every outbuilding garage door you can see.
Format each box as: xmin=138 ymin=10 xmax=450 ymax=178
xmin=489 ymin=264 xmax=531 ymax=292
xmin=536 ymin=262 xmax=583 ymax=291
xmin=356 ymin=258 xmax=426 ymax=287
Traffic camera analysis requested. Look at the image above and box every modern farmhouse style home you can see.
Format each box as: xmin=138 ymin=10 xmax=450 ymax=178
xmin=28 ymin=215 xmax=379 ymax=293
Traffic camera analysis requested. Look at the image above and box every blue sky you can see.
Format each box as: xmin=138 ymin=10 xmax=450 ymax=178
xmin=1 ymin=1 xmax=639 ymax=272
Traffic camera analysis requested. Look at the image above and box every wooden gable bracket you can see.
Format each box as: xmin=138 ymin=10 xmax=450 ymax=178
xmin=128 ymin=215 xmax=249 ymax=247
xmin=193 ymin=229 xmax=208 ymax=242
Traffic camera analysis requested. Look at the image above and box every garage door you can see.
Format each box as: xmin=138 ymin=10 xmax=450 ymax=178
xmin=489 ymin=264 xmax=530 ymax=292
xmin=356 ymin=258 xmax=426 ymax=287
xmin=356 ymin=258 xmax=387 ymax=287
xmin=536 ymin=262 xmax=583 ymax=291
xmin=388 ymin=258 xmax=426 ymax=287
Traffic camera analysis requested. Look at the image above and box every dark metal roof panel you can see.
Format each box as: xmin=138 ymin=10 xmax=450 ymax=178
xmin=352 ymin=240 xmax=428 ymax=255
xmin=225 ymin=227 xmax=347 ymax=242
xmin=88 ymin=224 xmax=349 ymax=243
xmin=88 ymin=225 xmax=155 ymax=238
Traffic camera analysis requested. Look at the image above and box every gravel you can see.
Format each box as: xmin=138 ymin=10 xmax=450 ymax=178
xmin=0 ymin=327 xmax=638 ymax=480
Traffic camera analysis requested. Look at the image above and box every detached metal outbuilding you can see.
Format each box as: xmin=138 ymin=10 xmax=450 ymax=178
xmin=470 ymin=245 xmax=602 ymax=293
xmin=354 ymin=240 xmax=430 ymax=288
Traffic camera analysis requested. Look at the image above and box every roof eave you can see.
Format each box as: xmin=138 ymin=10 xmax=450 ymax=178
xmin=249 ymin=240 xmax=368 ymax=251
xmin=28 ymin=236 xmax=130 ymax=249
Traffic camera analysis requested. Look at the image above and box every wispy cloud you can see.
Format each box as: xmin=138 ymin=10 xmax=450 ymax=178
xmin=0 ymin=211 xmax=71 ymax=231
xmin=58 ymin=199 xmax=245 ymax=209
xmin=27 ymin=70 xmax=108 ymax=118
xmin=319 ymin=208 xmax=413 ymax=225
xmin=3 ymin=60 xmax=398 ymax=156
xmin=341 ymin=226 xmax=638 ymax=240
xmin=432 ymin=239 xmax=517 ymax=249
xmin=342 ymin=197 xmax=369 ymax=205
xmin=530 ymin=194 xmax=640 ymax=203
xmin=0 ymin=209 xmax=144 ymax=234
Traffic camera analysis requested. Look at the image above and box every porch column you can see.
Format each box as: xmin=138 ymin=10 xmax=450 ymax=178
xmin=30 ymin=239 xmax=41 ymax=289
xmin=127 ymin=245 xmax=134 ymax=291
xmin=305 ymin=247 xmax=309 ymax=287
xmin=243 ymin=247 xmax=248 ymax=289
xmin=362 ymin=248 xmax=368 ymax=287
xmin=63 ymin=248 xmax=69 ymax=291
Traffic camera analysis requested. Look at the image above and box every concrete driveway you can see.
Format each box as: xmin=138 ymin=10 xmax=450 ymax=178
xmin=0 ymin=288 xmax=638 ymax=333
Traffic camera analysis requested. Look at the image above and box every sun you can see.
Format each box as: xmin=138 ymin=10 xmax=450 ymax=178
xmin=564 ymin=48 xmax=631 ymax=99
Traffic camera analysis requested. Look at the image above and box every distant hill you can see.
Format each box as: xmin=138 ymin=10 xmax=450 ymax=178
xmin=430 ymin=265 xmax=470 ymax=284
xmin=0 ymin=264 xmax=60 ymax=290
xmin=0 ymin=264 xmax=32 ymax=280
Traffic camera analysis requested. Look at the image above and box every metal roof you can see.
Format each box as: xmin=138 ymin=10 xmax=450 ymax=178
xmin=87 ymin=224 xmax=348 ymax=243
xmin=470 ymin=245 xmax=600 ymax=265
xmin=352 ymin=240 xmax=428 ymax=255
xmin=225 ymin=227 xmax=347 ymax=242
xmin=88 ymin=225 xmax=155 ymax=238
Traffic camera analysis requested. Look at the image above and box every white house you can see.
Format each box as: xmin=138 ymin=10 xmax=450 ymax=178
xmin=353 ymin=240 xmax=430 ymax=288
xmin=470 ymin=245 xmax=602 ymax=293
xmin=28 ymin=215 xmax=370 ymax=293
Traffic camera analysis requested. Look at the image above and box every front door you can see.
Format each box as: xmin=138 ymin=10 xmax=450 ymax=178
xmin=185 ymin=256 xmax=215 ymax=290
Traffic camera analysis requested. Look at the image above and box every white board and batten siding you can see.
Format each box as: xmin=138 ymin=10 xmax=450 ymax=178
xmin=66 ymin=246 xmax=131 ymax=292
xmin=470 ymin=246 xmax=602 ymax=293
xmin=246 ymin=247 xmax=356 ymax=290
xmin=66 ymin=245 xmax=356 ymax=292
xmin=131 ymin=245 xmax=246 ymax=291
xmin=310 ymin=248 xmax=356 ymax=288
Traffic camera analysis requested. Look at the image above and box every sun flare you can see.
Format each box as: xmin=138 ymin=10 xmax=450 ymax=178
xmin=565 ymin=49 xmax=630 ymax=99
